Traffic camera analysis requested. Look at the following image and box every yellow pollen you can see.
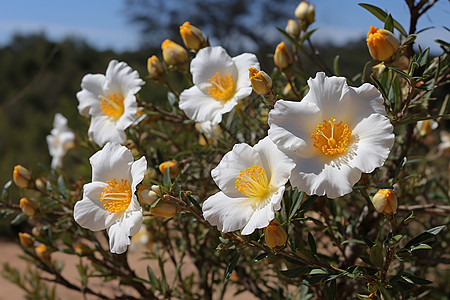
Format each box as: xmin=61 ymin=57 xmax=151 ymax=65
xmin=311 ymin=118 xmax=352 ymax=156
xmin=100 ymin=93 xmax=125 ymax=119
xmin=235 ymin=166 xmax=269 ymax=199
xmin=99 ymin=179 xmax=132 ymax=214
xmin=207 ymin=72 xmax=235 ymax=101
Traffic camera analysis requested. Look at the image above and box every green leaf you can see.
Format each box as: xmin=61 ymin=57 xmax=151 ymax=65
xmin=324 ymin=280 xmax=337 ymax=300
xmin=384 ymin=14 xmax=394 ymax=32
xmin=254 ymin=252 xmax=269 ymax=262
xmin=1 ymin=180 xmax=12 ymax=200
xmin=378 ymin=284 xmax=392 ymax=300
xmin=403 ymin=225 xmax=446 ymax=249
xmin=162 ymin=163 xmax=172 ymax=188
xmin=186 ymin=194 xmax=202 ymax=212
xmin=359 ymin=3 xmax=407 ymax=36
xmin=402 ymin=34 xmax=417 ymax=45
xmin=388 ymin=67 xmax=411 ymax=80
xmin=299 ymin=195 xmax=317 ymax=211
xmin=410 ymin=243 xmax=432 ymax=251
xmin=369 ymin=243 xmax=384 ymax=267
xmin=146 ymin=266 xmax=160 ymax=288
xmin=400 ymin=274 xmax=432 ymax=285
xmin=280 ymin=266 xmax=311 ymax=278
xmin=11 ymin=212 xmax=27 ymax=225
xmin=57 ymin=176 xmax=68 ymax=199
xmin=289 ymin=190 xmax=304 ymax=221
xmin=356 ymin=294 xmax=373 ymax=300
xmin=308 ymin=232 xmax=317 ymax=254
xmin=417 ymin=47 xmax=430 ymax=67
xmin=360 ymin=235 xmax=375 ymax=248
xmin=392 ymin=157 xmax=407 ymax=183
xmin=224 ymin=252 xmax=240 ymax=282
xmin=300 ymin=28 xmax=318 ymax=45
xmin=309 ymin=268 xmax=328 ymax=275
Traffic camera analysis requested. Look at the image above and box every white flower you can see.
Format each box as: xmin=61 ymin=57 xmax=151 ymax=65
xmin=46 ymin=113 xmax=75 ymax=169
xmin=202 ymin=137 xmax=295 ymax=235
xmin=76 ymin=60 xmax=145 ymax=147
xmin=268 ymin=72 xmax=395 ymax=199
xmin=73 ymin=142 xmax=147 ymax=254
xmin=179 ymin=46 xmax=259 ymax=125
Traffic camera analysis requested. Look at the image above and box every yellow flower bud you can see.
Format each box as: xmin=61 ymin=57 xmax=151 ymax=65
xmin=74 ymin=242 xmax=92 ymax=256
xmin=35 ymin=178 xmax=47 ymax=192
xmin=263 ymin=220 xmax=287 ymax=249
xmin=366 ymin=26 xmax=400 ymax=61
xmin=147 ymin=55 xmax=165 ymax=80
xmin=295 ymin=1 xmax=315 ymax=25
xmin=285 ymin=19 xmax=300 ymax=38
xmin=138 ymin=187 xmax=159 ymax=205
xmin=13 ymin=165 xmax=31 ymax=188
xmin=20 ymin=197 xmax=36 ymax=217
xmin=249 ymin=67 xmax=273 ymax=95
xmin=35 ymin=244 xmax=51 ymax=262
xmin=179 ymin=21 xmax=205 ymax=51
xmin=151 ymin=185 xmax=162 ymax=196
xmin=150 ymin=201 xmax=177 ymax=218
xmin=159 ymin=160 xmax=180 ymax=178
xmin=161 ymin=39 xmax=188 ymax=66
xmin=19 ymin=232 xmax=35 ymax=248
xmin=372 ymin=189 xmax=398 ymax=214
xmin=274 ymin=42 xmax=293 ymax=69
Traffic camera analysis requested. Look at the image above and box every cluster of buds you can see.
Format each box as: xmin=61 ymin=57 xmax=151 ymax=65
xmin=372 ymin=189 xmax=398 ymax=215
xmin=366 ymin=26 xmax=400 ymax=62
xmin=294 ymin=1 xmax=315 ymax=29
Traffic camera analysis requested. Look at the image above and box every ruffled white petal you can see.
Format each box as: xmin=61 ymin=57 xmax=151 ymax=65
xmin=116 ymin=94 xmax=138 ymax=130
xmin=211 ymin=143 xmax=262 ymax=197
xmin=104 ymin=60 xmax=144 ymax=96
xmin=348 ymin=114 xmax=394 ymax=173
xmin=88 ymin=115 xmax=127 ymax=147
xmin=90 ymin=142 xmax=133 ymax=182
xmin=107 ymin=209 xmax=143 ymax=254
xmin=77 ymin=74 xmax=105 ymax=117
xmin=232 ymin=53 xmax=260 ymax=90
xmin=202 ymin=192 xmax=255 ymax=233
xmin=179 ymin=86 xmax=228 ymax=123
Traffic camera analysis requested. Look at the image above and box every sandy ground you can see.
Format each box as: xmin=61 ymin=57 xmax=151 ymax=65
xmin=0 ymin=238 xmax=257 ymax=300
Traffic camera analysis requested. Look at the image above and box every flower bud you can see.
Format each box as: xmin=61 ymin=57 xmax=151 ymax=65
xmin=372 ymin=189 xmax=398 ymax=214
xmin=263 ymin=220 xmax=287 ymax=249
xmin=285 ymin=19 xmax=300 ymax=38
xmin=161 ymin=39 xmax=188 ymax=66
xmin=179 ymin=22 xmax=205 ymax=51
xmin=159 ymin=160 xmax=180 ymax=178
xmin=249 ymin=67 xmax=273 ymax=95
xmin=416 ymin=119 xmax=438 ymax=137
xmin=35 ymin=244 xmax=51 ymax=262
xmin=138 ymin=187 xmax=159 ymax=205
xmin=151 ymin=185 xmax=162 ymax=196
xmin=295 ymin=1 xmax=315 ymax=25
xmin=19 ymin=232 xmax=35 ymax=248
xmin=13 ymin=165 xmax=31 ymax=188
xmin=366 ymin=26 xmax=400 ymax=61
xmin=147 ymin=55 xmax=165 ymax=80
xmin=74 ymin=242 xmax=93 ymax=256
xmin=35 ymin=178 xmax=47 ymax=192
xmin=150 ymin=201 xmax=177 ymax=218
xmin=20 ymin=197 xmax=36 ymax=217
xmin=274 ymin=42 xmax=293 ymax=69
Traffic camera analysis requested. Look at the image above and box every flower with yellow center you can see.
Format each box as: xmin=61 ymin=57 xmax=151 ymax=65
xmin=46 ymin=113 xmax=75 ymax=169
xmin=77 ymin=60 xmax=145 ymax=147
xmin=202 ymin=137 xmax=294 ymax=235
xmin=268 ymin=72 xmax=394 ymax=198
xmin=74 ymin=142 xmax=147 ymax=254
xmin=179 ymin=46 xmax=259 ymax=126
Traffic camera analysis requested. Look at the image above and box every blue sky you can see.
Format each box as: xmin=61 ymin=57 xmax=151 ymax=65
xmin=0 ymin=0 xmax=448 ymax=52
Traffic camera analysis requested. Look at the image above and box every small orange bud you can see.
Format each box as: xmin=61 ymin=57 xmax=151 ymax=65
xmin=274 ymin=42 xmax=293 ymax=69
xmin=161 ymin=39 xmax=188 ymax=66
xmin=159 ymin=160 xmax=180 ymax=178
xmin=372 ymin=189 xmax=398 ymax=214
xmin=366 ymin=26 xmax=400 ymax=61
xmin=179 ymin=22 xmax=205 ymax=51
xmin=13 ymin=165 xmax=31 ymax=188
xmin=19 ymin=232 xmax=35 ymax=248
xmin=249 ymin=67 xmax=273 ymax=95
xmin=20 ymin=197 xmax=36 ymax=217
xmin=295 ymin=1 xmax=315 ymax=25
xmin=147 ymin=55 xmax=165 ymax=80
xmin=263 ymin=220 xmax=287 ymax=249
xmin=35 ymin=244 xmax=51 ymax=262
xmin=150 ymin=201 xmax=177 ymax=218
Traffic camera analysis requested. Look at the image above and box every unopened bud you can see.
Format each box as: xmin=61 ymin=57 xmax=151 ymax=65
xmin=285 ymin=19 xmax=300 ymax=38
xmin=159 ymin=160 xmax=180 ymax=178
xmin=147 ymin=55 xmax=165 ymax=80
xmin=13 ymin=165 xmax=31 ymax=188
xmin=35 ymin=178 xmax=47 ymax=192
xmin=20 ymin=197 xmax=36 ymax=217
xmin=35 ymin=244 xmax=51 ymax=262
xmin=151 ymin=185 xmax=162 ymax=196
xmin=263 ymin=220 xmax=287 ymax=249
xmin=150 ymin=201 xmax=177 ymax=218
xmin=366 ymin=26 xmax=400 ymax=61
xmin=138 ymin=187 xmax=159 ymax=205
xmin=179 ymin=22 xmax=205 ymax=51
xmin=249 ymin=67 xmax=273 ymax=95
xmin=372 ymin=189 xmax=398 ymax=214
xmin=74 ymin=242 xmax=92 ymax=256
xmin=161 ymin=39 xmax=188 ymax=66
xmin=274 ymin=42 xmax=293 ymax=69
xmin=295 ymin=1 xmax=315 ymax=26
xmin=19 ymin=232 xmax=35 ymax=248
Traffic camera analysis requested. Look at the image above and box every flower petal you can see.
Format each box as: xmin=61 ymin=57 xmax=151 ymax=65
xmin=77 ymin=74 xmax=105 ymax=117
xmin=90 ymin=142 xmax=133 ymax=182
xmin=202 ymin=192 xmax=255 ymax=233
xmin=88 ymin=115 xmax=126 ymax=147
xmin=116 ymin=94 xmax=138 ymax=130
xmin=104 ymin=60 xmax=144 ymax=96
xmin=348 ymin=114 xmax=394 ymax=173
xmin=107 ymin=209 xmax=143 ymax=254
xmin=232 ymin=53 xmax=260 ymax=91
xmin=179 ymin=86 xmax=226 ymax=123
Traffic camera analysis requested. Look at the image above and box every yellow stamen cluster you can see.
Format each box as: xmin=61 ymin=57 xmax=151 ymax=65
xmin=208 ymin=72 xmax=235 ymax=101
xmin=311 ymin=118 xmax=352 ymax=156
xmin=235 ymin=166 xmax=269 ymax=199
xmin=100 ymin=179 xmax=132 ymax=214
xmin=100 ymin=93 xmax=125 ymax=119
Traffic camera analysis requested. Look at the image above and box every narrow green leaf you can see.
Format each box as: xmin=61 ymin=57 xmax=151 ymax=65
xmin=401 ymin=274 xmax=432 ymax=285
xmin=325 ymin=280 xmax=337 ymax=300
xmin=358 ymin=3 xmax=407 ymax=36
xmin=309 ymin=268 xmax=328 ymax=275
xmin=369 ymin=243 xmax=384 ymax=267
xmin=392 ymin=157 xmax=407 ymax=183
xmin=162 ymin=163 xmax=172 ymax=188
xmin=402 ymin=34 xmax=417 ymax=45
xmin=254 ymin=252 xmax=269 ymax=262
xmin=147 ymin=266 xmax=160 ymax=288
xmin=300 ymin=28 xmax=318 ymax=45
xmin=417 ymin=47 xmax=430 ymax=67
xmin=308 ymin=232 xmax=317 ymax=254
xmin=410 ymin=243 xmax=432 ymax=251
xmin=57 ymin=176 xmax=68 ymax=199
xmin=378 ymin=284 xmax=392 ymax=300
xmin=403 ymin=225 xmax=446 ymax=249
xmin=299 ymin=195 xmax=317 ymax=211
xmin=224 ymin=252 xmax=240 ymax=282
xmin=1 ymin=180 xmax=12 ymax=200
xmin=384 ymin=14 xmax=394 ymax=32
xmin=388 ymin=67 xmax=411 ymax=80
xmin=289 ymin=190 xmax=304 ymax=221
xmin=186 ymin=194 xmax=202 ymax=212
xmin=280 ymin=266 xmax=311 ymax=278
